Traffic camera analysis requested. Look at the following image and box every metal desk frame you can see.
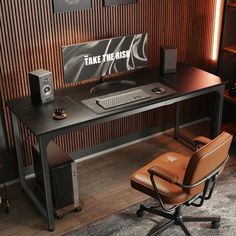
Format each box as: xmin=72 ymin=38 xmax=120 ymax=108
xmin=9 ymin=65 xmax=225 ymax=231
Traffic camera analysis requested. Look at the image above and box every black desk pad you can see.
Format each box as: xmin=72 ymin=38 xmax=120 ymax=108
xmin=81 ymin=82 xmax=177 ymax=114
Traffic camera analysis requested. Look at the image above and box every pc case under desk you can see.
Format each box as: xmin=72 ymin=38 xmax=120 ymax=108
xmin=32 ymin=141 xmax=80 ymax=217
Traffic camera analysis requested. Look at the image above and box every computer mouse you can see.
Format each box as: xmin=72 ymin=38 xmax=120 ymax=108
xmin=152 ymin=87 xmax=166 ymax=94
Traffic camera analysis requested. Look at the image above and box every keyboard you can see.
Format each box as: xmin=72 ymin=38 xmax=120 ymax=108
xmin=96 ymin=89 xmax=150 ymax=109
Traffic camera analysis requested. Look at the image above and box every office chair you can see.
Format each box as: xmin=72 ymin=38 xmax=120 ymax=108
xmin=130 ymin=132 xmax=233 ymax=236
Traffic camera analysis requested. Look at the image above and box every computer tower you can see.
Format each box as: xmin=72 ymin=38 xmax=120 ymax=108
xmin=32 ymin=141 xmax=79 ymax=212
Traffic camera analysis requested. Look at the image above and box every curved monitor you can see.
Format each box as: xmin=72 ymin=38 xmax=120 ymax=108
xmin=61 ymin=33 xmax=148 ymax=83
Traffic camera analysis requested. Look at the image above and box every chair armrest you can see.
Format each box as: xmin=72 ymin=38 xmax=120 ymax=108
xmin=193 ymin=136 xmax=212 ymax=149
xmin=147 ymin=165 xmax=179 ymax=212
xmin=148 ymin=166 xmax=178 ymax=184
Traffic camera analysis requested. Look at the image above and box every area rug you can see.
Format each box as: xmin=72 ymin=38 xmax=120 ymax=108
xmin=65 ymin=162 xmax=236 ymax=236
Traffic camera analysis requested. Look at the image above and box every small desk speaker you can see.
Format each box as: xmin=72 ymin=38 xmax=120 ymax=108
xmin=160 ymin=46 xmax=177 ymax=75
xmin=28 ymin=69 xmax=54 ymax=105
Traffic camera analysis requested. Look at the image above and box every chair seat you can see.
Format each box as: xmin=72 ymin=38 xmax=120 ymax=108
xmin=130 ymin=152 xmax=192 ymax=205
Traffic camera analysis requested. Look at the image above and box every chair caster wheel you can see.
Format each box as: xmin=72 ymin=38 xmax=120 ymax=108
xmin=136 ymin=209 xmax=145 ymax=217
xmin=211 ymin=221 xmax=220 ymax=229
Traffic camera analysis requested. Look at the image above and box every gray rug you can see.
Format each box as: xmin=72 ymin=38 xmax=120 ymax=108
xmin=65 ymin=161 xmax=236 ymax=236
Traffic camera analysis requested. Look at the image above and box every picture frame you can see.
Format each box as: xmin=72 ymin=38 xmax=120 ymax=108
xmin=104 ymin=0 xmax=137 ymax=7
xmin=53 ymin=0 xmax=92 ymax=13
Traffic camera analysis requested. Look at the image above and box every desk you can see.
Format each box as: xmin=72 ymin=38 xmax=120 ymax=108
xmin=7 ymin=63 xmax=225 ymax=231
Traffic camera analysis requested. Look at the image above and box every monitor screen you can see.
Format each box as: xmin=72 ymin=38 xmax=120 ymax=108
xmin=61 ymin=33 xmax=148 ymax=83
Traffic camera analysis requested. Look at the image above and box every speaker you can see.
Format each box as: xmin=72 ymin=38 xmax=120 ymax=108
xmin=32 ymin=141 xmax=80 ymax=214
xmin=28 ymin=69 xmax=54 ymax=105
xmin=160 ymin=46 xmax=177 ymax=75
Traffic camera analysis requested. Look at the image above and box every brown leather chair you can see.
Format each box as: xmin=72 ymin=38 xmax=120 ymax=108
xmin=130 ymin=132 xmax=233 ymax=236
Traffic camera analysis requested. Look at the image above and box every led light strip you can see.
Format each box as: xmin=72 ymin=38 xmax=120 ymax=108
xmin=212 ymin=0 xmax=223 ymax=60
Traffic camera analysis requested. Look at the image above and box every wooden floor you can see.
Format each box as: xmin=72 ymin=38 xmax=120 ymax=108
xmin=0 ymin=121 xmax=234 ymax=236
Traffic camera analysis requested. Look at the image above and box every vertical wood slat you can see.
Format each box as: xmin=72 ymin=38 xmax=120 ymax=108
xmin=0 ymin=0 xmax=220 ymax=168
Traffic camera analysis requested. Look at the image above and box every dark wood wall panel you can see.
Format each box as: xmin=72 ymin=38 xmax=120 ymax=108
xmin=186 ymin=0 xmax=225 ymax=70
xmin=0 ymin=0 xmax=221 ymax=169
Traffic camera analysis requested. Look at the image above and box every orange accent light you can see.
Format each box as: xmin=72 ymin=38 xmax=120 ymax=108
xmin=212 ymin=0 xmax=223 ymax=60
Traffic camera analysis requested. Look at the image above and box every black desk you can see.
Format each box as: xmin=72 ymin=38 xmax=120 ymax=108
xmin=7 ymin=63 xmax=225 ymax=231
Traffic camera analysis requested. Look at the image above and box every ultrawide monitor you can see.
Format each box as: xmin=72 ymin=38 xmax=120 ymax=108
xmin=61 ymin=33 xmax=148 ymax=83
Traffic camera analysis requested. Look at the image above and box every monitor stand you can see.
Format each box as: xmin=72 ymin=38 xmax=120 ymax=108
xmin=90 ymin=77 xmax=136 ymax=94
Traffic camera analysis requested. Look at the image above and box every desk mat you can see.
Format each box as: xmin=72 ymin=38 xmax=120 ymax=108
xmin=81 ymin=82 xmax=177 ymax=114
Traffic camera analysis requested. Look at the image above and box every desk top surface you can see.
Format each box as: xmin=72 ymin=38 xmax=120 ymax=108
xmin=7 ymin=63 xmax=224 ymax=137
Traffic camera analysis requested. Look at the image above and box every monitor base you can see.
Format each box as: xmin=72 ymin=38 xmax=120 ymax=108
xmin=90 ymin=79 xmax=136 ymax=94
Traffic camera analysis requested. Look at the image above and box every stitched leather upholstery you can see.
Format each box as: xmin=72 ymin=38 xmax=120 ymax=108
xmin=130 ymin=132 xmax=232 ymax=205
xmin=184 ymin=132 xmax=232 ymax=195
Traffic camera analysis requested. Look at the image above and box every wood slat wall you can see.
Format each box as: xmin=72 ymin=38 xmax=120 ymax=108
xmin=0 ymin=0 xmax=221 ymax=170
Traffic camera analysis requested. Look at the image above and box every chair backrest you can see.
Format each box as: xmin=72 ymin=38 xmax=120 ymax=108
xmin=183 ymin=132 xmax=233 ymax=195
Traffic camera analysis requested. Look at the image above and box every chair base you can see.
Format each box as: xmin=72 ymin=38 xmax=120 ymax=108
xmin=137 ymin=204 xmax=220 ymax=236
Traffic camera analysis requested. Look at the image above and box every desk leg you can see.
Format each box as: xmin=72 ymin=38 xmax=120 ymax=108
xmin=174 ymin=102 xmax=196 ymax=150
xmin=174 ymin=102 xmax=180 ymax=139
xmin=174 ymin=88 xmax=224 ymax=140
xmin=211 ymin=89 xmax=224 ymax=138
xmin=10 ymin=113 xmax=55 ymax=231
xmin=11 ymin=113 xmax=46 ymax=218
xmin=38 ymin=136 xmax=55 ymax=231
xmin=11 ymin=112 xmax=26 ymax=186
